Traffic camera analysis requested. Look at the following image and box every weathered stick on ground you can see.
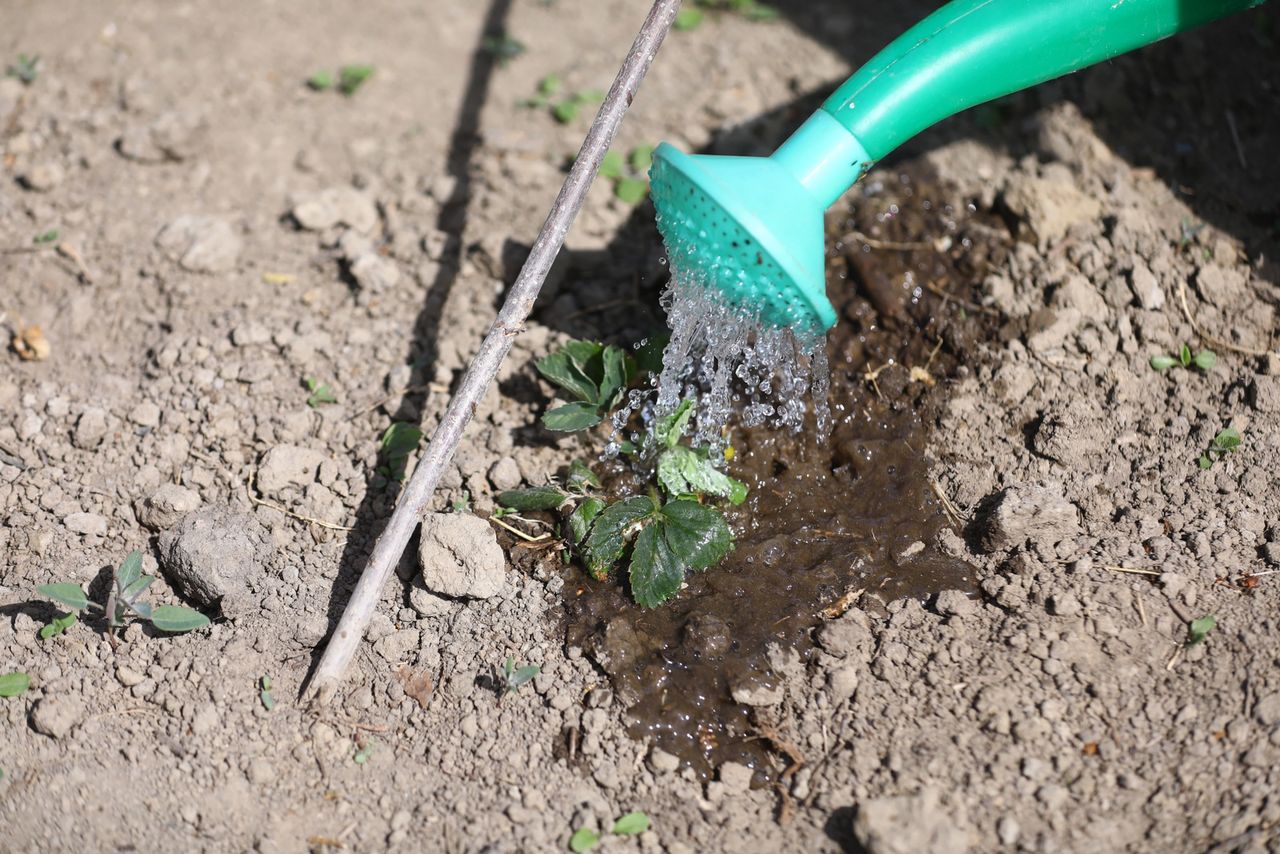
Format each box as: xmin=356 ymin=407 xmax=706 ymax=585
xmin=305 ymin=0 xmax=682 ymax=703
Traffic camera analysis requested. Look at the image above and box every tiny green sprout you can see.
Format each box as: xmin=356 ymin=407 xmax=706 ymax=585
xmin=36 ymin=550 xmax=209 ymax=638
xmin=451 ymin=490 xmax=471 ymax=513
xmin=674 ymin=8 xmax=705 ymax=29
xmin=482 ymin=34 xmax=526 ymax=66
xmin=501 ymin=655 xmax=540 ymax=696
xmin=1150 ymin=345 xmax=1215 ymax=373
xmin=522 ymin=73 xmax=562 ymax=108
xmin=611 ymin=812 xmax=650 ymax=835
xmin=259 ymin=676 xmax=275 ymax=711
xmin=552 ymin=89 xmax=603 ymax=124
xmin=379 ymin=422 xmax=423 ymax=481
xmin=595 ymin=146 xmax=653 ymax=204
xmin=569 ymin=828 xmax=600 ymax=853
xmin=33 ymin=229 xmax=58 ymax=245
xmin=1199 ymin=427 xmax=1242 ymax=470
xmin=39 ymin=613 xmax=77 ymax=640
xmin=7 ymin=54 xmax=39 ymax=84
xmin=337 ymin=64 xmax=374 ymax=96
xmin=629 ymin=145 xmax=654 ymax=173
xmin=598 ymin=150 xmax=625 ymax=180
xmin=307 ymin=69 xmax=333 ymax=91
xmin=614 ymin=177 xmax=648 ymax=205
xmin=0 ymin=672 xmax=30 ymax=697
xmin=1187 ymin=615 xmax=1216 ymax=646
xmin=354 ymin=742 xmax=375 ymax=764
xmin=305 ymin=377 xmax=337 ymax=407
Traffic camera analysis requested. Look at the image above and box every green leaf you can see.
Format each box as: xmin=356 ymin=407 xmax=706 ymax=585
xmin=598 ymin=150 xmax=625 ymax=179
xmin=354 ymin=743 xmax=374 ymax=764
xmin=657 ymin=446 xmax=746 ymax=503
xmin=509 ymin=665 xmax=539 ymax=688
xmin=337 ymin=64 xmax=374 ymax=96
xmin=566 ymin=459 xmax=601 ymax=493
xmin=584 ymin=496 xmax=656 ymax=580
xmin=1198 ymin=454 xmax=1213 ymax=470
xmin=150 ymin=605 xmax=210 ymax=633
xmin=743 ymin=2 xmax=780 ymax=21
xmin=568 ymin=497 xmax=606 ymax=545
xmin=1192 ymin=349 xmax=1217 ymax=371
xmin=1187 ymin=615 xmax=1216 ymax=645
xmin=482 ymin=34 xmax=526 ymax=65
xmin=33 ymin=229 xmax=58 ymax=244
xmin=0 ymin=673 xmax=30 ymax=698
xmin=537 ymin=73 xmax=561 ymax=97
xmin=307 ymin=69 xmax=333 ymax=90
xmin=553 ymin=99 xmax=579 ymax=123
xmin=655 ymin=400 xmax=695 ymax=449
xmin=629 ymin=145 xmax=654 ymax=174
xmin=39 ymin=613 xmax=76 ymax=640
xmin=674 ymin=8 xmax=705 ymax=29
xmin=661 ymin=499 xmax=732 ymax=571
xmin=305 ymin=378 xmax=337 ymax=407
xmin=116 ymin=550 xmax=143 ymax=594
xmin=629 ymin=523 xmax=685 ymax=608
xmin=569 ymin=827 xmax=600 ymax=853
xmin=543 ymin=403 xmax=602 ymax=432
xmin=599 ymin=345 xmax=629 ymax=407
xmin=536 ymin=351 xmax=599 ymax=403
xmin=1213 ymin=427 xmax=1241 ymax=451
xmin=1149 ymin=354 xmax=1177 ymax=372
xmin=561 ymin=340 xmax=605 ymax=376
xmin=497 ymin=485 xmax=567 ymax=511
xmin=614 ymin=177 xmax=648 ymax=205
xmin=611 ymin=811 xmax=651 ymax=835
xmin=127 ymin=600 xmax=153 ymax=620
xmin=504 ymin=656 xmax=515 ymax=679
xmin=119 ymin=574 xmax=155 ymax=603
xmin=260 ymin=677 xmax=275 ymax=711
xmin=381 ymin=422 xmax=423 ymax=458
xmin=37 ymin=583 xmax=89 ymax=611
xmin=1179 ymin=344 xmax=1192 ymax=367
xmin=633 ymin=335 xmax=668 ymax=375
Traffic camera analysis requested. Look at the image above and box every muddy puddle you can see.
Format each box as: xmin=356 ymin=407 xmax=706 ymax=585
xmin=560 ymin=163 xmax=1008 ymax=781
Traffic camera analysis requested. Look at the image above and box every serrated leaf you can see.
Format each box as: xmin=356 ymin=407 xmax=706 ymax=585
xmin=1192 ymin=349 xmax=1217 ymax=371
xmin=600 ymin=345 xmax=628 ymax=407
xmin=655 ymin=399 xmax=694 ymax=448
xmin=629 ymin=523 xmax=685 ymax=608
xmin=657 ymin=445 xmax=746 ymax=503
xmin=543 ymin=402 xmax=602 ymax=432
xmin=569 ymin=497 xmax=606 ymax=545
xmin=536 ymin=351 xmax=599 ymax=403
xmin=584 ymin=496 xmax=656 ymax=580
xmin=116 ymin=550 xmax=143 ymax=592
xmin=509 ymin=665 xmax=539 ymax=688
xmin=120 ymin=574 xmax=155 ymax=604
xmin=614 ymin=177 xmax=648 ymax=205
xmin=661 ymin=499 xmax=732 ymax=572
xmin=1188 ymin=615 xmax=1216 ymax=645
xmin=598 ymin=150 xmax=625 ymax=179
xmin=566 ymin=459 xmax=601 ymax=493
xmin=39 ymin=613 xmax=77 ymax=640
xmin=36 ymin=583 xmax=89 ymax=611
xmin=381 ymin=422 xmax=423 ymax=458
xmin=569 ymin=827 xmax=600 ymax=853
xmin=629 ymin=145 xmax=654 ymax=174
xmin=612 ymin=811 xmax=651 ymax=835
xmin=497 ymin=485 xmax=567 ymax=511
xmin=150 ymin=605 xmax=210 ymax=633
xmin=1149 ymin=354 xmax=1177 ymax=371
xmin=0 ymin=673 xmax=30 ymax=697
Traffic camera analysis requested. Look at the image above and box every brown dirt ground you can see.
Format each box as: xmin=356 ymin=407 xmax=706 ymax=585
xmin=3 ymin=1 xmax=1280 ymax=852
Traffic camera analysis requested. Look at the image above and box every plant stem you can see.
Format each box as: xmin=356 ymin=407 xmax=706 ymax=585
xmin=305 ymin=0 xmax=683 ymax=704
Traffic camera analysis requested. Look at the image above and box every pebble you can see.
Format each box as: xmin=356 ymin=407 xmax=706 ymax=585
xmin=934 ymin=589 xmax=974 ymax=617
xmin=155 ymin=214 xmax=242 ymax=273
xmin=648 ymin=747 xmax=680 ymax=773
xmin=73 ymin=408 xmax=109 ymax=449
xmin=128 ymin=401 xmax=162 ymax=428
xmin=977 ymin=484 xmax=1080 ymax=553
xmin=64 ymin=511 xmax=108 ymax=536
xmin=157 ymin=504 xmax=269 ymax=616
xmin=116 ymin=666 xmax=146 ymax=687
xmin=290 ymin=186 xmax=377 ymax=233
xmin=136 ymin=483 xmax=201 ymax=531
xmin=256 ymin=444 xmax=326 ymax=493
xmin=852 ymin=787 xmax=970 ymax=854
xmin=349 ymin=253 xmax=400 ymax=291
xmin=231 ymin=322 xmax=272 ymax=347
xmin=718 ymin=761 xmax=754 ymax=795
xmin=418 ymin=513 xmax=506 ymax=599
xmin=487 ymin=457 xmax=521 ymax=491
xmin=30 ymin=696 xmax=85 ymax=739
xmin=21 ymin=161 xmax=64 ymax=192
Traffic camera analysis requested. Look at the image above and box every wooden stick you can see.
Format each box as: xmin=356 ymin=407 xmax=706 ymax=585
xmin=305 ymin=0 xmax=682 ymax=704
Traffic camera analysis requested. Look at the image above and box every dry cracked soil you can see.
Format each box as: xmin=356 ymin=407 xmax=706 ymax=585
xmin=3 ymin=1 xmax=1280 ymax=852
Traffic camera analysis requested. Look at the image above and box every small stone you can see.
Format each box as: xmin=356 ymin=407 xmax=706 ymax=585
xmin=1255 ymin=692 xmax=1280 ymax=727
xmin=73 ymin=408 xmax=109 ymax=449
xmin=997 ymin=816 xmax=1019 ymax=846
xmin=290 ymin=186 xmax=377 ymax=233
xmin=828 ymin=665 xmax=859 ymax=698
xmin=1262 ymin=543 xmax=1280 ymax=568
xmin=977 ymin=485 xmax=1080 ymax=553
xmin=231 ymin=322 xmax=271 ymax=347
xmin=818 ymin=610 xmax=873 ymax=660
xmin=408 ymin=583 xmax=454 ymax=618
xmin=30 ymin=696 xmax=84 ymax=739
xmin=155 ymin=214 xmax=242 ymax=273
xmin=20 ymin=161 xmax=64 ymax=192
xmin=718 ymin=761 xmax=754 ymax=795
xmin=128 ymin=401 xmax=162 ymax=428
xmin=852 ymin=787 xmax=970 ymax=854
xmin=64 ymin=512 xmax=108 ymax=536
xmin=1129 ymin=260 xmax=1164 ymax=310
xmin=648 ymin=747 xmax=680 ymax=774
xmin=1047 ymin=592 xmax=1082 ymax=617
xmin=136 ymin=483 xmax=202 ymax=531
xmin=934 ymin=590 xmax=974 ymax=617
xmin=257 ymin=444 xmax=327 ymax=493
xmin=1249 ymin=376 xmax=1280 ymax=414
xmin=116 ymin=666 xmax=146 ymax=687
xmin=247 ymin=758 xmax=275 ymax=785
xmin=157 ymin=504 xmax=269 ymax=617
xmin=348 ymin=253 xmax=400 ymax=292
xmin=729 ymin=678 xmax=784 ymax=707
xmin=417 ymin=513 xmax=506 ymax=599
xmin=487 ymin=457 xmax=521 ymax=491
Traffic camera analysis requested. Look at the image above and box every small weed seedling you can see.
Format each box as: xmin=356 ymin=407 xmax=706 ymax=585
xmin=570 ymin=811 xmax=651 ymax=851
xmin=1187 ymin=615 xmax=1217 ymax=646
xmin=1150 ymin=344 xmax=1216 ymax=373
xmin=481 ymin=33 xmax=526 ymax=66
xmin=535 ymin=340 xmax=638 ymax=431
xmin=37 ymin=550 xmax=209 ymax=639
xmin=1199 ymin=427 xmax=1241 ymax=470
xmin=0 ymin=672 xmax=30 ymax=697
xmin=6 ymin=54 xmax=39 ymax=84
xmin=304 ymin=377 xmax=337 ymax=407
xmin=501 ymin=656 xmax=540 ymax=698
xmin=379 ymin=422 xmax=423 ymax=481
xmin=33 ymin=229 xmax=58 ymax=245
xmin=675 ymin=0 xmax=779 ymax=30
xmin=598 ymin=146 xmax=654 ymax=205
xmin=451 ymin=490 xmax=472 ymax=513
xmin=353 ymin=740 xmax=375 ymax=765
xmin=40 ymin=613 xmax=77 ymax=640
xmin=259 ymin=676 xmax=276 ymax=711
xmin=522 ymin=74 xmax=604 ymax=124
xmin=307 ymin=65 xmax=374 ymax=95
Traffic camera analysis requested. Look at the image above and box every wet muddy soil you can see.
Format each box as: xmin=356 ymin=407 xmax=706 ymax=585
xmin=561 ymin=163 xmax=1011 ymax=779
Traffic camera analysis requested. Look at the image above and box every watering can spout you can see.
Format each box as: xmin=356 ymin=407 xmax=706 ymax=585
xmin=769 ymin=112 xmax=871 ymax=211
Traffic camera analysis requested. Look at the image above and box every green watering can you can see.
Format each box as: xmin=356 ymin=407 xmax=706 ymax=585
xmin=650 ymin=0 xmax=1266 ymax=336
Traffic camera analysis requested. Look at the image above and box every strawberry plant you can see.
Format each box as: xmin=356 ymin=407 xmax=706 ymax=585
xmin=535 ymin=340 xmax=639 ymax=431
